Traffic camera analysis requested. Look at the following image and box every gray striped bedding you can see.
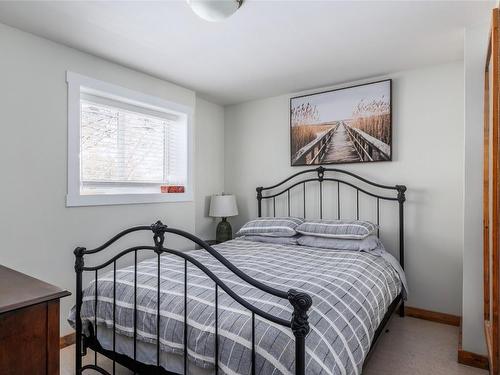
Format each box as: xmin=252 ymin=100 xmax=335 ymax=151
xmin=69 ymin=239 xmax=403 ymax=375
xmin=238 ymin=235 xmax=300 ymax=245
xmin=297 ymin=235 xmax=381 ymax=252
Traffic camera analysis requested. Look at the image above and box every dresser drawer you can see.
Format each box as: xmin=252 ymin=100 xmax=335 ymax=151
xmin=0 ymin=300 xmax=60 ymax=375
xmin=0 ymin=265 xmax=70 ymax=375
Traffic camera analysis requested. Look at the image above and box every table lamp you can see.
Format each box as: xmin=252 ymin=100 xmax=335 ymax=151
xmin=209 ymin=194 xmax=238 ymax=243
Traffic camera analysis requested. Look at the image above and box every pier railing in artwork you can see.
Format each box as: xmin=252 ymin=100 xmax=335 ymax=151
xmin=291 ymin=124 xmax=338 ymax=165
xmin=344 ymin=124 xmax=391 ymax=162
xmin=292 ymin=122 xmax=391 ymax=165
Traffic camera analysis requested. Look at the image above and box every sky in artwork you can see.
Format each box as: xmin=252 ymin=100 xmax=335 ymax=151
xmin=291 ymin=80 xmax=390 ymax=125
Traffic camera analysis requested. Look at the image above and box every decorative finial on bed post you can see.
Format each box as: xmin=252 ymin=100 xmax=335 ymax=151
xmin=317 ymin=166 xmax=325 ymax=182
xmin=151 ymin=220 xmax=168 ymax=253
xmin=74 ymin=247 xmax=86 ymax=272
xmin=288 ymin=289 xmax=312 ymax=375
xmin=256 ymin=187 xmax=263 ymax=217
xmin=396 ymin=185 xmax=407 ymax=203
xmin=256 ymin=187 xmax=263 ymax=200
xmin=288 ymin=289 xmax=313 ymax=337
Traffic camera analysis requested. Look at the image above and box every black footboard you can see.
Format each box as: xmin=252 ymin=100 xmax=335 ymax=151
xmin=74 ymin=221 xmax=312 ymax=375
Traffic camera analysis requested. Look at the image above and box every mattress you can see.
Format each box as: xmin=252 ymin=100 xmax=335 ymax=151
xmin=91 ymin=325 xmax=211 ymax=375
xmin=69 ymin=238 xmax=404 ymax=375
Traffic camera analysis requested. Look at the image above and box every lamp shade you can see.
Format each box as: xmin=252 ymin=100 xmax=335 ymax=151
xmin=209 ymin=194 xmax=238 ymax=218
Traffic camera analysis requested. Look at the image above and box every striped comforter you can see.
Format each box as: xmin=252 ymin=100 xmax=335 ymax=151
xmin=69 ymin=239 xmax=403 ymax=375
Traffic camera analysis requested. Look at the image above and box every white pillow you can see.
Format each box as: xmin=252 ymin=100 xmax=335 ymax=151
xmin=296 ymin=219 xmax=376 ymax=239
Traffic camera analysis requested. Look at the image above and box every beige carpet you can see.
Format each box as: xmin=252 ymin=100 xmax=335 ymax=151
xmin=363 ymin=316 xmax=486 ymax=375
xmin=60 ymin=316 xmax=487 ymax=375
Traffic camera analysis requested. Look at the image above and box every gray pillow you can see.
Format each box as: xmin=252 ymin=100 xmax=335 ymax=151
xmin=240 ymin=235 xmax=300 ymax=245
xmin=236 ymin=217 xmax=304 ymax=237
xmin=296 ymin=219 xmax=376 ymax=239
xmin=298 ymin=234 xmax=381 ymax=252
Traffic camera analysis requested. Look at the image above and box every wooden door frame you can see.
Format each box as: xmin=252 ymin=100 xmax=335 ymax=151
xmin=484 ymin=8 xmax=500 ymax=375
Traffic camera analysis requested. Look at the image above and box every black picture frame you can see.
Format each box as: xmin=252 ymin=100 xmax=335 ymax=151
xmin=290 ymin=79 xmax=392 ymax=166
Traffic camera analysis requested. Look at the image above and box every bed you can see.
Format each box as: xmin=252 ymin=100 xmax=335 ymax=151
xmin=71 ymin=167 xmax=407 ymax=375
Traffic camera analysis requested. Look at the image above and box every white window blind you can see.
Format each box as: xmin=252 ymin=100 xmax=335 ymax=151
xmin=79 ymin=94 xmax=188 ymax=196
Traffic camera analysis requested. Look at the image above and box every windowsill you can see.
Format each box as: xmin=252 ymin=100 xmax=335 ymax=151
xmin=66 ymin=192 xmax=193 ymax=207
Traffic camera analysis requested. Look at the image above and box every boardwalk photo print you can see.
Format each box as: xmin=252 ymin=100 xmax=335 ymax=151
xmin=290 ymin=80 xmax=392 ymax=166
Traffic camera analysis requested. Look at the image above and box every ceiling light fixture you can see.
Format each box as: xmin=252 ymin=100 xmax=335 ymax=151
xmin=186 ymin=0 xmax=243 ymax=22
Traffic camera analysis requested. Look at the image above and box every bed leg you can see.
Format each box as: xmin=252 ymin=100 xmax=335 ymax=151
xmin=74 ymin=247 xmax=85 ymax=374
xmin=399 ymin=300 xmax=405 ymax=317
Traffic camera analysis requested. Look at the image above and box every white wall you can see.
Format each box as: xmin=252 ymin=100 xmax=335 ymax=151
xmin=0 ymin=23 xmax=224 ymax=334
xmin=225 ymin=62 xmax=465 ymax=316
xmin=195 ymin=97 xmax=225 ymax=240
xmin=462 ymin=23 xmax=490 ymax=355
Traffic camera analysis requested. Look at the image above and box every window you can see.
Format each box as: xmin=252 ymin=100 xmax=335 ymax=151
xmin=67 ymin=72 xmax=192 ymax=206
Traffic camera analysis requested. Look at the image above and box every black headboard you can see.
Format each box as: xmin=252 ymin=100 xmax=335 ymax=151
xmin=256 ymin=166 xmax=406 ymax=269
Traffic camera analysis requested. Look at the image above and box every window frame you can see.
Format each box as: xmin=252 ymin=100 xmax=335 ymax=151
xmin=66 ymin=71 xmax=193 ymax=207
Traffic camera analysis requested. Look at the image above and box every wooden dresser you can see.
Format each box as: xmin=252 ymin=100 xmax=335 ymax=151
xmin=0 ymin=265 xmax=70 ymax=375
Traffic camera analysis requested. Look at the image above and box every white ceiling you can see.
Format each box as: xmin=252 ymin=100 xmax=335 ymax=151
xmin=0 ymin=0 xmax=494 ymax=105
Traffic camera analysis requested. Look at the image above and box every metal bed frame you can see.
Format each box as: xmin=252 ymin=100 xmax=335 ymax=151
xmin=74 ymin=166 xmax=407 ymax=375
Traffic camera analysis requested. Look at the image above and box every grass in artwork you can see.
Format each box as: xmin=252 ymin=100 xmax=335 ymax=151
xmin=350 ymin=99 xmax=391 ymax=145
xmin=291 ymin=124 xmax=335 ymax=156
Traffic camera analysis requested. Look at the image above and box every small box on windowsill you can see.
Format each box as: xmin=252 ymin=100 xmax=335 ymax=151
xmin=161 ymin=185 xmax=185 ymax=194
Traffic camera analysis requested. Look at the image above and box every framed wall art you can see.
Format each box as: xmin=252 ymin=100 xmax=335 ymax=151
xmin=290 ymin=79 xmax=392 ymax=166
